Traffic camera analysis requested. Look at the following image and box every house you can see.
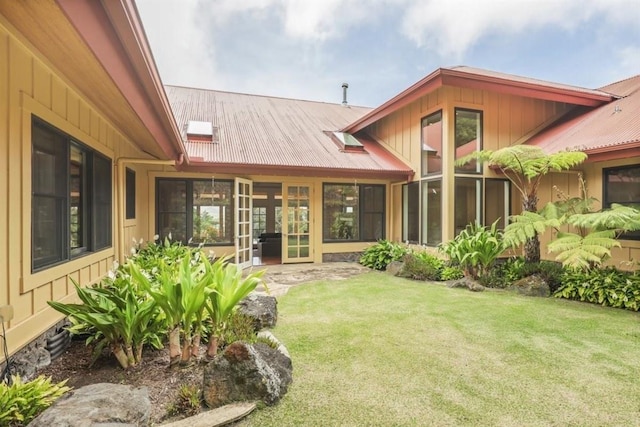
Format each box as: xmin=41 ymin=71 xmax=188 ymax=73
xmin=1 ymin=0 xmax=638 ymax=370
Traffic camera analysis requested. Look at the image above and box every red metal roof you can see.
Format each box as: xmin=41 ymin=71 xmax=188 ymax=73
xmin=343 ymin=66 xmax=614 ymax=134
xmin=528 ymin=75 xmax=640 ymax=161
xmin=165 ymin=86 xmax=413 ymax=180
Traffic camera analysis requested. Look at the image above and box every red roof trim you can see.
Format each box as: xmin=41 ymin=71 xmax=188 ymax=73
xmin=56 ymin=0 xmax=185 ymax=161
xmin=343 ymin=67 xmax=614 ymax=134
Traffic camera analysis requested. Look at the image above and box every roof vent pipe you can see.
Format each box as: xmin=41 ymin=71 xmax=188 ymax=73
xmin=342 ymin=82 xmax=349 ymax=106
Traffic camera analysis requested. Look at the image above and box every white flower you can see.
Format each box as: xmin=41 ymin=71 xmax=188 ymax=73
xmin=153 ymin=234 xmax=159 ymax=241
xmin=139 ymin=238 xmax=144 ymax=245
xmin=168 ymin=232 xmax=172 ymax=240
xmin=130 ymin=247 xmax=136 ymax=255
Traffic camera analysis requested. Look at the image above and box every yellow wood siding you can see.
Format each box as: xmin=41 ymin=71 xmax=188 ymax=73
xmin=0 ymin=21 xmax=154 ymax=356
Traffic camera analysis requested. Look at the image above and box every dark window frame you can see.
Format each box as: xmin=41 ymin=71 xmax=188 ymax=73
xmin=31 ymin=116 xmax=112 ymax=272
xmin=454 ymin=107 xmax=483 ymax=174
xmin=322 ymin=183 xmax=386 ymax=243
xmin=603 ymin=164 xmax=640 ymax=240
xmin=155 ymin=178 xmax=234 ymax=246
xmin=125 ymin=168 xmax=136 ymax=220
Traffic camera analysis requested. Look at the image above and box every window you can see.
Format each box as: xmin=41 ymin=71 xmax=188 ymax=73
xmin=125 ymin=168 xmax=136 ymax=220
xmin=455 ymin=178 xmax=482 ymax=234
xmin=421 ymin=111 xmax=443 ymax=176
xmin=455 ymin=109 xmax=482 ymax=173
xmin=421 ymin=180 xmax=442 ymax=245
xmin=323 ymin=184 xmax=385 ymax=242
xmin=604 ymin=164 xmax=640 ymax=239
xmin=252 ymin=207 xmax=267 ymax=240
xmin=485 ymin=179 xmax=510 ymax=229
xmin=402 ymin=182 xmax=419 ymax=243
xmin=156 ymin=179 xmax=233 ymax=244
xmin=31 ymin=118 xmax=112 ymax=271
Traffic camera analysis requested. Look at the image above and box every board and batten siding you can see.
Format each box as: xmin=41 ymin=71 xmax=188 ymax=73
xmin=0 ymin=21 xmax=152 ymax=356
xmin=366 ymin=86 xmax=573 ymax=175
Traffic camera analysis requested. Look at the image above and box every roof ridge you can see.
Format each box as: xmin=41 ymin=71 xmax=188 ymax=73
xmin=164 ymin=84 xmax=372 ymax=109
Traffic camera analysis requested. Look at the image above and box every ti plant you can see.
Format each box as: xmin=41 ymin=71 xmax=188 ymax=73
xmin=439 ymin=220 xmax=506 ymax=280
xmin=205 ymin=257 xmax=265 ymax=359
xmin=48 ymin=274 xmax=162 ymax=369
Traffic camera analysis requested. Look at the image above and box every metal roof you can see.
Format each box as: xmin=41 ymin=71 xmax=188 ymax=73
xmin=165 ymin=86 xmax=413 ymax=180
xmin=527 ymin=75 xmax=640 ymax=161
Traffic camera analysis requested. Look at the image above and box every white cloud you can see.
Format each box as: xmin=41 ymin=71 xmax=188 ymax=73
xmin=399 ymin=0 xmax=639 ymax=59
xmin=136 ymin=0 xmax=222 ymax=88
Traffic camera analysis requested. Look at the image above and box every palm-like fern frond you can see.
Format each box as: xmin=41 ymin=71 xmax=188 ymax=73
xmin=547 ymin=230 xmax=620 ymax=269
xmin=568 ymin=204 xmax=640 ymax=232
xmin=503 ymin=210 xmax=562 ymax=248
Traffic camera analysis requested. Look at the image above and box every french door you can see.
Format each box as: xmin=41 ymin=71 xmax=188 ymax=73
xmin=283 ymin=183 xmax=312 ymax=263
xmin=235 ymin=178 xmax=253 ymax=269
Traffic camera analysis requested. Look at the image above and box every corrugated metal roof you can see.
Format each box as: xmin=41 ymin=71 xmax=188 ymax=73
xmin=165 ymin=86 xmax=413 ymax=179
xmin=528 ymin=75 xmax=640 ymax=156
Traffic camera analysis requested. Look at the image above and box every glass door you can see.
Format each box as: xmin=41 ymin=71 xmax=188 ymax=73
xmin=283 ymin=184 xmax=312 ymax=263
xmin=235 ymin=178 xmax=253 ymax=269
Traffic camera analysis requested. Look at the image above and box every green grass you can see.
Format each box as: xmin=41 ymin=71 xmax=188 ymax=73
xmin=239 ymin=272 xmax=640 ymax=427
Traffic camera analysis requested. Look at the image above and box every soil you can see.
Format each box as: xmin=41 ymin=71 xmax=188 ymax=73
xmin=37 ymin=339 xmax=207 ymax=425
xmin=35 ymin=262 xmax=371 ymax=425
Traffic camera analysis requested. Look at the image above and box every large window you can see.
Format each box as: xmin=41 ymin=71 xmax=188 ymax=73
xmin=32 ymin=118 xmax=112 ymax=271
xmin=125 ymin=168 xmax=136 ymax=220
xmin=323 ymin=184 xmax=385 ymax=242
xmin=156 ymin=179 xmax=233 ymax=244
xmin=455 ymin=178 xmax=482 ymax=234
xmin=421 ymin=111 xmax=443 ymax=176
xmin=402 ymin=182 xmax=420 ymax=243
xmin=421 ymin=180 xmax=442 ymax=245
xmin=604 ymin=164 xmax=640 ymax=239
xmin=455 ymin=109 xmax=482 ymax=173
xmin=485 ymin=179 xmax=510 ymax=229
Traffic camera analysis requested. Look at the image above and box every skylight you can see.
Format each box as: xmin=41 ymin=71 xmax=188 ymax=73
xmin=333 ymin=131 xmax=363 ymax=148
xmin=186 ymin=120 xmax=217 ymax=142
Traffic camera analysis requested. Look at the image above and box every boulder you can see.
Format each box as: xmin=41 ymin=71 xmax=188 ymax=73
xmin=29 ymin=383 xmax=150 ymax=427
xmin=238 ymin=294 xmax=278 ymax=330
xmin=510 ymin=275 xmax=550 ymax=297
xmin=203 ymin=341 xmax=292 ymax=408
xmin=447 ymin=278 xmax=485 ymax=292
xmin=386 ymin=261 xmax=404 ymax=276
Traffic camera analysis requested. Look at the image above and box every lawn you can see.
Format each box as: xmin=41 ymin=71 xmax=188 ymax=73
xmin=239 ymin=271 xmax=640 ymax=427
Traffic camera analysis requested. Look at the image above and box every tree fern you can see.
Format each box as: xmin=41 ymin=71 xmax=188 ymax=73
xmin=503 ymin=209 xmax=562 ymax=248
xmin=568 ymin=204 xmax=640 ymax=231
xmin=547 ymin=230 xmax=620 ymax=269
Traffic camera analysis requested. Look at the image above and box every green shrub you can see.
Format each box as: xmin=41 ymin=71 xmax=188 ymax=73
xmin=555 ymin=267 xmax=640 ymax=311
xmin=439 ymin=221 xmax=506 ymax=280
xmin=0 ymin=375 xmax=70 ymax=426
xmin=399 ymin=252 xmax=444 ymax=281
xmin=220 ymin=312 xmax=257 ymax=349
xmin=359 ymin=240 xmax=408 ymax=271
xmin=439 ymin=266 xmax=464 ymax=281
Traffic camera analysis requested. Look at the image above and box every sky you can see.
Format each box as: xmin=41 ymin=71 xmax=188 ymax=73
xmin=136 ymin=0 xmax=640 ymax=107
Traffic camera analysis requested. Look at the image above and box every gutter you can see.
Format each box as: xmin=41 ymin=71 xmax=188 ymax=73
xmin=115 ymin=155 xmax=184 ymax=264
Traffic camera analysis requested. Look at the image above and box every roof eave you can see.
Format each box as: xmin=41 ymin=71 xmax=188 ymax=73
xmin=584 ymin=141 xmax=640 ymax=163
xmin=56 ymin=0 xmax=187 ymax=162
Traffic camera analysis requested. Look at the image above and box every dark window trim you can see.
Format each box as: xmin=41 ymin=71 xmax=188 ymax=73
xmin=603 ymin=164 xmax=640 ymax=241
xmin=155 ymin=177 xmax=235 ymax=246
xmin=454 ymin=107 xmax=483 ymax=175
xmin=31 ymin=116 xmax=112 ymax=272
xmin=322 ymin=183 xmax=386 ymax=243
xmin=421 ymin=109 xmax=443 ymax=177
xmin=125 ymin=168 xmax=136 ymax=220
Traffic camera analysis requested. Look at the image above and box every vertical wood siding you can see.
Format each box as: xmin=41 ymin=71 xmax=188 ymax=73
xmin=0 ymin=22 xmax=151 ymax=356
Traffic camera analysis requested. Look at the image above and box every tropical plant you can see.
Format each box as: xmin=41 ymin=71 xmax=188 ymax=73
xmin=166 ymin=384 xmax=202 ymax=418
xmin=129 ymin=252 xmax=213 ymax=366
xmin=457 ymin=145 xmax=587 ymax=263
xmin=555 ymin=267 xmax=640 ymax=311
xmin=439 ymin=220 xmax=506 ymax=280
xmin=503 ymin=175 xmax=640 ymax=269
xmin=0 ymin=375 xmax=70 ymax=426
xmin=439 ymin=266 xmax=464 ymax=281
xmin=205 ymin=258 xmax=265 ymax=358
xmin=48 ymin=274 xmax=163 ymax=369
xmin=359 ymin=240 xmax=409 ymax=271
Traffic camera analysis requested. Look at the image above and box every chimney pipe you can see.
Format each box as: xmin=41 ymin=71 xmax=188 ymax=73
xmin=342 ymin=82 xmax=349 ymax=106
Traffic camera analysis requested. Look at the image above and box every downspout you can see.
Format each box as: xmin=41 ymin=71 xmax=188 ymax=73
xmin=115 ymin=154 xmax=185 ymax=264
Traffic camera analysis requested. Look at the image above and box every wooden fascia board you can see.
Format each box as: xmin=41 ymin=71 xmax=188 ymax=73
xmin=56 ymin=0 xmax=183 ymax=161
xmin=584 ymin=141 xmax=640 ymax=162
xmin=342 ymin=71 xmax=444 ymax=133
xmin=441 ymin=74 xmax=612 ymax=107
